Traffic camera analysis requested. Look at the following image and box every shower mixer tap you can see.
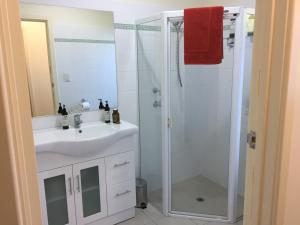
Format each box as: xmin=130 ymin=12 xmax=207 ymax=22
xmin=152 ymin=87 xmax=161 ymax=95
xmin=153 ymin=100 xmax=161 ymax=108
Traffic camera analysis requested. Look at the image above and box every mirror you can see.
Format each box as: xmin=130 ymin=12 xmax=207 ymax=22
xmin=20 ymin=3 xmax=118 ymax=117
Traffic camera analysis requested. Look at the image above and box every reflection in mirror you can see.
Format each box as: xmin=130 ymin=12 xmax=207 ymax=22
xmin=20 ymin=3 xmax=118 ymax=117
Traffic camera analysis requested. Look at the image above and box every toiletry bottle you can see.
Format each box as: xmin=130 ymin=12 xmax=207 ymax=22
xmin=98 ymin=99 xmax=105 ymax=122
xmin=61 ymin=105 xmax=70 ymax=130
xmin=58 ymin=102 xmax=63 ymax=114
xmin=104 ymin=101 xmax=110 ymax=123
xmin=57 ymin=102 xmax=63 ymax=127
xmin=112 ymin=109 xmax=120 ymax=124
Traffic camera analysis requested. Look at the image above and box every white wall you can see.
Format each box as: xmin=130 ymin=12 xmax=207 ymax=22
xmin=20 ymin=4 xmax=114 ymax=40
xmin=20 ymin=0 xmax=255 ymax=23
xmin=54 ymin=42 xmax=118 ymax=110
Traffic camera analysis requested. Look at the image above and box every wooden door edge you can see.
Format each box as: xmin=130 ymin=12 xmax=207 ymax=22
xmin=0 ymin=0 xmax=41 ymax=225
xmin=243 ymin=0 xmax=295 ymax=225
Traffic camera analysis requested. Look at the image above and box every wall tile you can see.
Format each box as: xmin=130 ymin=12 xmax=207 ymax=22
xmin=118 ymin=90 xmax=138 ymax=125
xmin=115 ymin=29 xmax=137 ymax=72
xmin=118 ymin=71 xmax=138 ymax=92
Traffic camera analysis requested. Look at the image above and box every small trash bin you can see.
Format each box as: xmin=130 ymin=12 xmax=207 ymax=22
xmin=136 ymin=178 xmax=148 ymax=209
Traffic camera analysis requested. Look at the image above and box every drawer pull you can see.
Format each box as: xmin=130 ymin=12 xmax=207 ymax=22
xmin=114 ymin=161 xmax=130 ymax=168
xmin=116 ymin=190 xmax=131 ymax=197
xmin=76 ymin=175 xmax=81 ymax=193
xmin=68 ymin=177 xmax=73 ymax=195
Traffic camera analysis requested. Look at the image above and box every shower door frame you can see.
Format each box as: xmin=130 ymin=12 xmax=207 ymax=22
xmin=161 ymin=7 xmax=246 ymax=223
xmin=136 ymin=6 xmax=246 ymax=223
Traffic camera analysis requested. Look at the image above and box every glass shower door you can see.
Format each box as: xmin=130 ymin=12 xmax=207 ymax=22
xmin=168 ymin=20 xmax=234 ymax=219
xmin=137 ymin=19 xmax=163 ymax=211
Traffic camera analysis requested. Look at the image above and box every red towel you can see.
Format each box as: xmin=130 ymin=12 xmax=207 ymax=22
xmin=184 ymin=7 xmax=224 ymax=65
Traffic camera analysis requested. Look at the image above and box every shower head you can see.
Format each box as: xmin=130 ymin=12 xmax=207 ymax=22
xmin=172 ymin=21 xmax=183 ymax=33
xmin=172 ymin=21 xmax=183 ymax=27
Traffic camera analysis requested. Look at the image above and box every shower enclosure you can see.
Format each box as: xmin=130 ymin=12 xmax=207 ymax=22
xmin=137 ymin=7 xmax=253 ymax=223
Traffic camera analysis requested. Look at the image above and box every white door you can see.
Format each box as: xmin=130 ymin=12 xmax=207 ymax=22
xmin=73 ymin=158 xmax=108 ymax=225
xmin=38 ymin=166 xmax=76 ymax=225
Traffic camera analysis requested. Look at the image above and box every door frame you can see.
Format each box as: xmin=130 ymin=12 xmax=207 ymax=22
xmin=0 ymin=0 xmax=42 ymax=224
xmin=0 ymin=1 xmax=296 ymax=225
xmin=243 ymin=0 xmax=295 ymax=225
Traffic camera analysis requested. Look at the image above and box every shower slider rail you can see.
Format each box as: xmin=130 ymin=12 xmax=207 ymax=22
xmin=168 ymin=12 xmax=240 ymax=22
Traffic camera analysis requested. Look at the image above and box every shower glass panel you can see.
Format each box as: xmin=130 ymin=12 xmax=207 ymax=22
xmin=169 ymin=20 xmax=233 ymax=218
xmin=137 ymin=19 xmax=163 ymax=210
xmin=137 ymin=7 xmax=249 ymax=223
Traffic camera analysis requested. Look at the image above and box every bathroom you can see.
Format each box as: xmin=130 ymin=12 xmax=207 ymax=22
xmin=3 ymin=0 xmax=299 ymax=225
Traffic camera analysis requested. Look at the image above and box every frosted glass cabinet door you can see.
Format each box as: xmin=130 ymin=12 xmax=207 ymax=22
xmin=38 ymin=166 xmax=76 ymax=225
xmin=73 ymin=159 xmax=107 ymax=225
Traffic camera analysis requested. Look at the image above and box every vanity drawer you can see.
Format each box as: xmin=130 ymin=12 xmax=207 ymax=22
xmin=106 ymin=151 xmax=135 ymax=185
xmin=107 ymin=179 xmax=136 ymax=215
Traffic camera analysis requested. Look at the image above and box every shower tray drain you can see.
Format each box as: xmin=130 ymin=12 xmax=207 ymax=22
xmin=196 ymin=197 xmax=205 ymax=202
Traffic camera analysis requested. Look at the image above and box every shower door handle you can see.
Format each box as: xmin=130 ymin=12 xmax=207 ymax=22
xmin=76 ymin=175 xmax=81 ymax=193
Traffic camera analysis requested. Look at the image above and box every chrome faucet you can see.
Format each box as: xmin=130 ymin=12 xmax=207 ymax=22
xmin=74 ymin=114 xmax=83 ymax=129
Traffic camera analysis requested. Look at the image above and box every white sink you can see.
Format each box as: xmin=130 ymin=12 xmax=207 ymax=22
xmin=34 ymin=121 xmax=138 ymax=156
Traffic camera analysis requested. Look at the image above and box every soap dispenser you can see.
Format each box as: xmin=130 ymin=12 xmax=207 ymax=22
xmin=61 ymin=105 xmax=70 ymax=130
xmin=104 ymin=101 xmax=110 ymax=123
xmin=57 ymin=102 xmax=63 ymax=114
xmin=98 ymin=99 xmax=105 ymax=122
xmin=57 ymin=102 xmax=63 ymax=127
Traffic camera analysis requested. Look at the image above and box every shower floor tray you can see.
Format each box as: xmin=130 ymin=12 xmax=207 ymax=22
xmin=148 ymin=174 xmax=244 ymax=217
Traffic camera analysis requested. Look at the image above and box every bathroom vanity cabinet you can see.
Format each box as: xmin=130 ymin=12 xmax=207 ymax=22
xmin=35 ymin=125 xmax=137 ymax=225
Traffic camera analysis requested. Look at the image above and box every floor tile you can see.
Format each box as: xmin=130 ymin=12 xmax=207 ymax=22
xmin=234 ymin=220 xmax=243 ymax=225
xmin=141 ymin=204 xmax=165 ymax=223
xmin=206 ymin=219 xmax=243 ymax=225
xmin=118 ymin=210 xmax=153 ymax=225
xmin=190 ymin=219 xmax=210 ymax=225
xmin=155 ymin=216 xmax=196 ymax=225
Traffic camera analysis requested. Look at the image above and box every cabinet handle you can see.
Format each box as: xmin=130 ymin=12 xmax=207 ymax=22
xmin=68 ymin=177 xmax=73 ymax=195
xmin=116 ymin=190 xmax=131 ymax=197
xmin=76 ymin=175 xmax=81 ymax=193
xmin=114 ymin=161 xmax=130 ymax=168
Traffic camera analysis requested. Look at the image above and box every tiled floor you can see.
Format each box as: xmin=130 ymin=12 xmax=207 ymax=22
xmin=148 ymin=175 xmax=244 ymax=217
xmin=118 ymin=205 xmax=243 ymax=225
